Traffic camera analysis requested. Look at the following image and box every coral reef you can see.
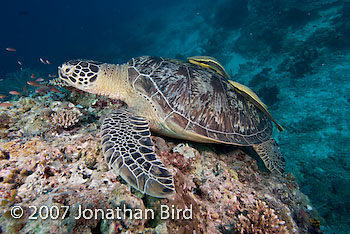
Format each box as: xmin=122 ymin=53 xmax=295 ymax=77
xmin=0 ymin=94 xmax=321 ymax=234
xmin=51 ymin=108 xmax=82 ymax=129
xmin=235 ymin=200 xmax=289 ymax=234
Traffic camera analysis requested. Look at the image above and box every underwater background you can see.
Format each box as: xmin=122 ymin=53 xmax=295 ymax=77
xmin=1 ymin=0 xmax=349 ymax=233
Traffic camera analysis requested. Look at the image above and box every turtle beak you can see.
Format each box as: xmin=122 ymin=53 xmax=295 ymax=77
xmin=58 ymin=65 xmax=69 ymax=81
xmin=58 ymin=66 xmax=63 ymax=77
xmin=58 ymin=66 xmax=62 ymax=77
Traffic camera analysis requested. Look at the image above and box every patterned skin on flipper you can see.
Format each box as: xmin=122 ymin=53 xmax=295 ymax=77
xmin=101 ymin=108 xmax=174 ymax=198
xmin=252 ymin=139 xmax=285 ymax=174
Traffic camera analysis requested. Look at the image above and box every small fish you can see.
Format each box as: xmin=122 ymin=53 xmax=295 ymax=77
xmin=35 ymin=90 xmax=45 ymax=95
xmin=35 ymin=78 xmax=45 ymax=82
xmin=31 ymin=73 xmax=36 ymax=79
xmin=5 ymin=47 xmax=16 ymax=52
xmin=39 ymin=58 xmax=46 ymax=64
xmin=0 ymin=94 xmax=7 ymax=99
xmin=48 ymin=74 xmax=57 ymax=78
xmin=23 ymin=84 xmax=27 ymax=93
xmin=0 ymin=102 xmax=14 ymax=107
xmin=9 ymin=91 xmax=21 ymax=95
xmin=45 ymin=59 xmax=51 ymax=64
xmin=35 ymin=86 xmax=50 ymax=95
xmin=17 ymin=61 xmax=23 ymax=66
xmin=50 ymin=86 xmax=61 ymax=93
xmin=27 ymin=81 xmax=40 ymax=87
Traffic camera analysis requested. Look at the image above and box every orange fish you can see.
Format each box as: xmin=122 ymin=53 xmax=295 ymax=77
xmin=35 ymin=90 xmax=45 ymax=95
xmin=5 ymin=47 xmax=16 ymax=52
xmin=9 ymin=91 xmax=21 ymax=95
xmin=0 ymin=102 xmax=14 ymax=107
xmin=27 ymin=81 xmax=40 ymax=87
xmin=31 ymin=73 xmax=36 ymax=79
xmin=45 ymin=59 xmax=51 ymax=64
xmin=0 ymin=94 xmax=7 ymax=99
xmin=35 ymin=86 xmax=50 ymax=95
xmin=23 ymin=84 xmax=27 ymax=93
xmin=39 ymin=58 xmax=46 ymax=64
xmin=18 ymin=61 xmax=23 ymax=66
xmin=35 ymin=78 xmax=44 ymax=82
xmin=48 ymin=74 xmax=57 ymax=78
xmin=50 ymin=86 xmax=61 ymax=93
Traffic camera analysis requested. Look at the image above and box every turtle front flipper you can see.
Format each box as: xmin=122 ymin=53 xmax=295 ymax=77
xmin=101 ymin=109 xmax=175 ymax=198
xmin=252 ymin=139 xmax=285 ymax=174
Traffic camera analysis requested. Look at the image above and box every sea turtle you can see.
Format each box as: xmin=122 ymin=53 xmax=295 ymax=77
xmin=55 ymin=56 xmax=285 ymax=198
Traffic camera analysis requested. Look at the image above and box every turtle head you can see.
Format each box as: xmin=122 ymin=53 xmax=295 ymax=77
xmin=58 ymin=59 xmax=131 ymax=101
xmin=58 ymin=60 xmax=103 ymax=91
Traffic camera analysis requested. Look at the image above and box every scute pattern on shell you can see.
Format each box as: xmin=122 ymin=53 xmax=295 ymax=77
xmin=128 ymin=56 xmax=272 ymax=146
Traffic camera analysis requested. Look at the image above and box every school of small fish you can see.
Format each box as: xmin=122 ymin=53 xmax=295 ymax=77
xmin=1 ymin=47 xmax=59 ymax=107
xmin=5 ymin=47 xmax=52 ymax=66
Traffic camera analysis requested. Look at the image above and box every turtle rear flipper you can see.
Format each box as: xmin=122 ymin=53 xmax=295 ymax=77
xmin=101 ymin=109 xmax=175 ymax=198
xmin=252 ymin=139 xmax=285 ymax=174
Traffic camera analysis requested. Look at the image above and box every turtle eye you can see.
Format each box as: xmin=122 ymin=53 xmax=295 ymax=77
xmin=65 ymin=68 xmax=71 ymax=73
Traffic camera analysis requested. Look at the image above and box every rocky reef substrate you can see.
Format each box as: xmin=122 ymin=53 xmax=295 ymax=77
xmin=0 ymin=94 xmax=321 ymax=233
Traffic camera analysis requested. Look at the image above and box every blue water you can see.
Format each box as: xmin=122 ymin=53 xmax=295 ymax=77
xmin=1 ymin=0 xmax=349 ymax=233
xmin=1 ymin=0 xmax=162 ymax=76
